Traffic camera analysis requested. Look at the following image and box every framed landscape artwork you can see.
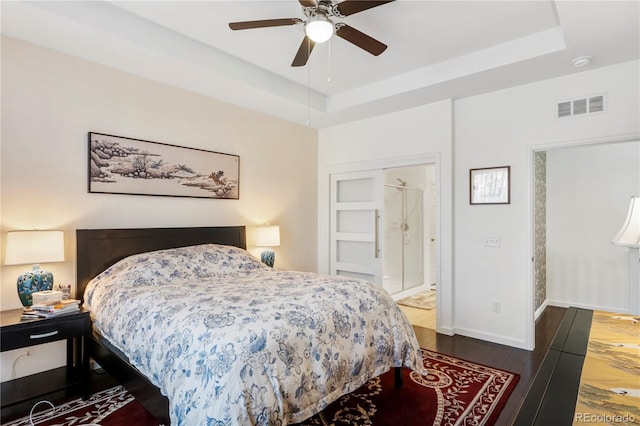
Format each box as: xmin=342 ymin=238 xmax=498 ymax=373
xmin=88 ymin=132 xmax=239 ymax=199
xmin=470 ymin=166 xmax=510 ymax=205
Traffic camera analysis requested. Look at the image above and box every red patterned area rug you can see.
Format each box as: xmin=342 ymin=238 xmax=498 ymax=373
xmin=6 ymin=349 xmax=518 ymax=426
xmin=4 ymin=386 xmax=162 ymax=426
xmin=301 ymin=348 xmax=520 ymax=426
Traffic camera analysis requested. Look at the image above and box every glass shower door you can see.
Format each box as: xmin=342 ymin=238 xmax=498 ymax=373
xmin=383 ymin=184 xmax=424 ymax=295
xmin=403 ymin=187 xmax=424 ymax=291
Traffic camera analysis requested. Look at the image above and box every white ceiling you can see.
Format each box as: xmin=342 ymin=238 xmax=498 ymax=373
xmin=2 ymin=1 xmax=639 ymax=128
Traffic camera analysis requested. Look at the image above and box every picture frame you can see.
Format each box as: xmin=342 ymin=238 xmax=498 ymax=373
xmin=88 ymin=132 xmax=239 ymax=199
xmin=470 ymin=166 xmax=510 ymax=205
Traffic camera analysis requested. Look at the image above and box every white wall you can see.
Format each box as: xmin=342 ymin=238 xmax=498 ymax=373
xmin=546 ymin=141 xmax=640 ymax=311
xmin=318 ymin=59 xmax=639 ymax=350
xmin=0 ymin=36 xmax=318 ymax=380
xmin=318 ymin=99 xmax=455 ymax=334
xmin=454 ymin=60 xmax=639 ymax=349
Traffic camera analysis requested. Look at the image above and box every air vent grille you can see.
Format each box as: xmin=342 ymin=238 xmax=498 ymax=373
xmin=589 ymin=96 xmax=604 ymax=113
xmin=573 ymin=99 xmax=587 ymax=115
xmin=557 ymin=94 xmax=607 ymax=119
xmin=558 ymin=102 xmax=571 ymax=118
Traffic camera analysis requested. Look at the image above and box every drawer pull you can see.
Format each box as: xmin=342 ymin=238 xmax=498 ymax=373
xmin=30 ymin=330 xmax=59 ymax=339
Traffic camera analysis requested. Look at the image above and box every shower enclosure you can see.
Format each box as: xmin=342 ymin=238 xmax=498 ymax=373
xmin=382 ymin=167 xmax=426 ymax=296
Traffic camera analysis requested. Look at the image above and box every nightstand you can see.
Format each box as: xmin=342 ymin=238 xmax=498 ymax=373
xmin=0 ymin=308 xmax=90 ymax=410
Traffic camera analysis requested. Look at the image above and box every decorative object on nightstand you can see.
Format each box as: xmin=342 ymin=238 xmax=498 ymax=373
xmin=255 ymin=224 xmax=280 ymax=268
xmin=4 ymin=230 xmax=65 ymax=309
xmin=612 ymin=196 xmax=640 ymax=315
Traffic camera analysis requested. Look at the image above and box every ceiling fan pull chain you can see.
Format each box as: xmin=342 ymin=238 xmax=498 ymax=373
xmin=327 ymin=38 xmax=332 ymax=82
xmin=307 ymin=42 xmax=311 ymax=126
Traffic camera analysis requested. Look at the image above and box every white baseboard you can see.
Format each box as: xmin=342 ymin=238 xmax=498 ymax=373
xmin=454 ymin=326 xmax=530 ymax=350
xmin=546 ymin=299 xmax=629 ymax=314
xmin=534 ymin=300 xmax=548 ymax=320
xmin=391 ymin=284 xmax=429 ymax=301
xmin=436 ymin=325 xmax=454 ymax=336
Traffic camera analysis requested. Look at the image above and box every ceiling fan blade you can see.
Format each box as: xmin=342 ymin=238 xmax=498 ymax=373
xmin=298 ymin=0 xmax=317 ymax=7
xmin=229 ymin=18 xmax=301 ymax=31
xmin=335 ymin=24 xmax=387 ymax=56
xmin=335 ymin=0 xmax=395 ymax=17
xmin=291 ymin=36 xmax=316 ymax=67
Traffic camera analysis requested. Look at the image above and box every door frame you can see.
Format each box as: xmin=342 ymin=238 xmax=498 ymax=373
xmin=527 ymin=132 xmax=640 ymax=350
xmin=324 ymin=152 xmax=453 ymax=335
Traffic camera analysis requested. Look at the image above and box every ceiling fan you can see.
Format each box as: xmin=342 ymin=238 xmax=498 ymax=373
xmin=229 ymin=0 xmax=395 ymax=67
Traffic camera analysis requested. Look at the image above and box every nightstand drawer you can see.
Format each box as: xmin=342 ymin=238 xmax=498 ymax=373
xmin=1 ymin=317 xmax=85 ymax=351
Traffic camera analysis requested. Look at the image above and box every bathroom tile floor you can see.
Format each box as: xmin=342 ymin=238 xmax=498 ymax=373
xmin=399 ymin=304 xmax=436 ymax=330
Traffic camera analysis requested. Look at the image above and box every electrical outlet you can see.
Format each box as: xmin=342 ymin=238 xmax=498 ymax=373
xmin=484 ymin=235 xmax=501 ymax=247
xmin=492 ymin=300 xmax=501 ymax=313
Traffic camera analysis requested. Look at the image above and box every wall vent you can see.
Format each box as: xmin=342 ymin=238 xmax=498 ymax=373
xmin=556 ymin=94 xmax=607 ymax=119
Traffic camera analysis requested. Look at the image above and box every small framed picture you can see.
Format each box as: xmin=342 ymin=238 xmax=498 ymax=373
xmin=470 ymin=166 xmax=510 ymax=205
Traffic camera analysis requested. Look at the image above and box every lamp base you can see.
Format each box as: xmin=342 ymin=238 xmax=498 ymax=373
xmin=261 ymin=249 xmax=275 ymax=268
xmin=629 ymin=248 xmax=639 ymax=315
xmin=17 ymin=265 xmax=54 ymax=307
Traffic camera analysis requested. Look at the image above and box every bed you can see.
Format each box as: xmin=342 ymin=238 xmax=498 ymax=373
xmin=76 ymin=226 xmax=423 ymax=425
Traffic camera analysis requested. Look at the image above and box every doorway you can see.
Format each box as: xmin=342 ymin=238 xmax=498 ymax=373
xmin=383 ymin=164 xmax=437 ymax=330
xmin=382 ymin=165 xmax=436 ymax=297
xmin=531 ymin=138 xmax=640 ymax=319
xmin=326 ymin=151 xmax=450 ymax=333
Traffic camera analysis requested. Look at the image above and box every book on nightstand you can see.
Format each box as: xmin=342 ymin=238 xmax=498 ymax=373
xmin=30 ymin=299 xmax=81 ymax=318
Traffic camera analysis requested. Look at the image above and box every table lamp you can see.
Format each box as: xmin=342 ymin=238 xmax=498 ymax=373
xmin=255 ymin=224 xmax=280 ymax=267
xmin=612 ymin=196 xmax=640 ymax=315
xmin=5 ymin=230 xmax=65 ymax=308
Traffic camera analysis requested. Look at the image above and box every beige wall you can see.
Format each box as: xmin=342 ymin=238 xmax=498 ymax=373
xmin=0 ymin=36 xmax=318 ymax=380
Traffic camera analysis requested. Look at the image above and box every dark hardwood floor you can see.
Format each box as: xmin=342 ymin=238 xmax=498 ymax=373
xmin=413 ymin=305 xmax=567 ymax=426
xmin=1 ymin=367 xmax=120 ymax=424
xmin=2 ymin=306 xmax=566 ymax=425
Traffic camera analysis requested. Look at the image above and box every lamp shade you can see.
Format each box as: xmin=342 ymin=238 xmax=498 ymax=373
xmin=255 ymin=225 xmax=280 ymax=247
xmin=5 ymin=230 xmax=65 ymax=265
xmin=612 ymin=196 xmax=640 ymax=248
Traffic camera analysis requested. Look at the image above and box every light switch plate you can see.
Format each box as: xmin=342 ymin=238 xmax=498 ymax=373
xmin=484 ymin=235 xmax=501 ymax=247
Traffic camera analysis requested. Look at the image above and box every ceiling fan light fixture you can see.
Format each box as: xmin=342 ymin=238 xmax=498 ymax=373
xmin=305 ymin=14 xmax=334 ymax=43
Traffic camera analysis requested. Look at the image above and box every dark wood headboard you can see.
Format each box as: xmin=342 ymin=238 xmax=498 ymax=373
xmin=76 ymin=226 xmax=246 ymax=300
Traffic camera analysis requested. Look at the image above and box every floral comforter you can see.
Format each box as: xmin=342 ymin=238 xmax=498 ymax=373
xmin=84 ymin=244 xmax=423 ymax=425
